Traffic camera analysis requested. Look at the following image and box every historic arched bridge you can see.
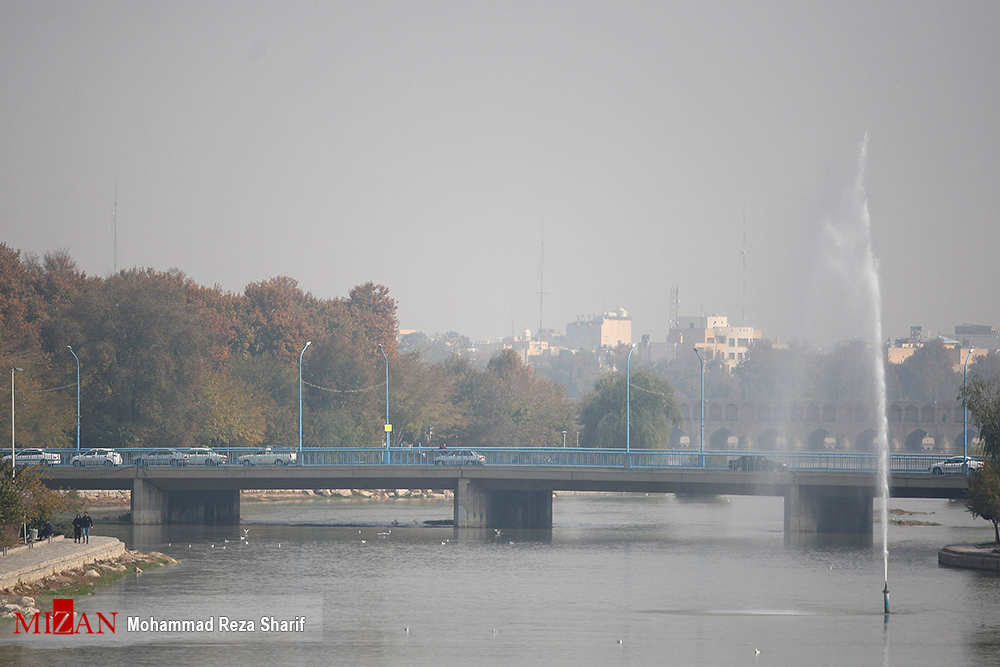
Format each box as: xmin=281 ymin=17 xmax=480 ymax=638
xmin=673 ymin=399 xmax=975 ymax=453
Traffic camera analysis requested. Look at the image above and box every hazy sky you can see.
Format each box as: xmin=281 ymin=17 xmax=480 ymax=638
xmin=2 ymin=1 xmax=998 ymax=347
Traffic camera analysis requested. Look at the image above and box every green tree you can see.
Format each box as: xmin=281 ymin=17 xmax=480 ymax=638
xmin=578 ymin=368 xmax=681 ymax=449
xmin=966 ymin=460 xmax=1000 ymax=544
xmin=0 ymin=461 xmax=69 ymax=548
xmin=961 ymin=373 xmax=1000 ymax=460
xmin=893 ymin=339 xmax=959 ymax=402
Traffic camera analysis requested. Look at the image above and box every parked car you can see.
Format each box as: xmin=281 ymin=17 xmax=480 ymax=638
xmin=2 ymin=448 xmax=62 ymax=466
xmin=240 ymin=447 xmax=297 ymax=466
xmin=71 ymin=448 xmax=123 ymax=467
xmin=134 ymin=449 xmax=188 ymax=467
xmin=433 ymin=450 xmax=486 ymax=466
xmin=728 ymin=455 xmax=788 ymax=472
xmin=928 ymin=456 xmax=983 ymax=475
xmin=186 ymin=447 xmax=228 ymax=466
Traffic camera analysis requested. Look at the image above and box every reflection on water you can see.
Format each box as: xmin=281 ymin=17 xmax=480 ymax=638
xmin=5 ymin=494 xmax=999 ymax=667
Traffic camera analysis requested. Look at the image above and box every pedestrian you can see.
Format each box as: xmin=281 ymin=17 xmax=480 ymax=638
xmin=81 ymin=512 xmax=93 ymax=544
xmin=72 ymin=514 xmax=82 ymax=543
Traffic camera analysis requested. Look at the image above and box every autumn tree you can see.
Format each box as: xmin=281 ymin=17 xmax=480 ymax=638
xmin=450 ymin=349 xmax=574 ymax=448
xmin=0 ymin=461 xmax=69 ymax=548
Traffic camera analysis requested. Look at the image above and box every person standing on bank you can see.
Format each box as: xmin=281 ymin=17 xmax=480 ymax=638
xmin=72 ymin=514 xmax=83 ymax=543
xmin=81 ymin=512 xmax=93 ymax=544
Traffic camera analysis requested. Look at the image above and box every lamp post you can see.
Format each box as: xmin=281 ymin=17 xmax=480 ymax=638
xmin=298 ymin=341 xmax=312 ymax=464
xmin=963 ymin=347 xmax=975 ymax=472
xmin=378 ymin=343 xmax=390 ymax=464
xmin=562 ymin=430 xmax=567 ymax=448
xmin=694 ymin=348 xmax=705 ymax=467
xmin=11 ymin=367 xmax=22 ymax=478
xmin=626 ymin=343 xmax=635 ymax=464
xmin=67 ymin=347 xmax=80 ymax=452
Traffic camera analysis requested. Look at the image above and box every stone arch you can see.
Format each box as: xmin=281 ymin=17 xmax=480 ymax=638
xmin=725 ymin=404 xmax=739 ymax=421
xmin=904 ymin=405 xmax=918 ymax=422
xmin=670 ymin=427 xmax=690 ymax=448
xmin=889 ymin=404 xmax=902 ymax=423
xmin=905 ymin=429 xmax=933 ymax=452
xmin=822 ymin=404 xmax=836 ymax=423
xmin=709 ymin=403 xmax=722 ymax=421
xmin=806 ymin=404 xmax=820 ymax=422
xmin=855 ymin=405 xmax=868 ymax=423
xmin=856 ymin=428 xmax=877 ymax=451
xmin=757 ymin=404 xmax=771 ymax=421
xmin=791 ymin=404 xmax=803 ymax=422
xmin=920 ymin=405 xmax=935 ymax=423
xmin=709 ymin=427 xmax=736 ymax=449
xmin=954 ymin=407 xmax=964 ymax=423
xmin=680 ymin=404 xmax=691 ymax=423
xmin=806 ymin=428 xmax=835 ymax=450
xmin=756 ymin=428 xmax=780 ymax=450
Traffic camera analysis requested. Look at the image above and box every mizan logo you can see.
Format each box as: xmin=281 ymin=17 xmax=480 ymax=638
xmin=14 ymin=598 xmax=117 ymax=635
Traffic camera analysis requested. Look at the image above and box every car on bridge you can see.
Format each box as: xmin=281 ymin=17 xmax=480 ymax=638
xmin=433 ymin=450 xmax=486 ymax=466
xmin=186 ymin=447 xmax=228 ymax=466
xmin=928 ymin=456 xmax=983 ymax=475
xmin=240 ymin=447 xmax=297 ymax=466
xmin=2 ymin=448 xmax=62 ymax=466
xmin=71 ymin=448 xmax=123 ymax=467
xmin=134 ymin=449 xmax=189 ymax=467
xmin=728 ymin=455 xmax=787 ymax=472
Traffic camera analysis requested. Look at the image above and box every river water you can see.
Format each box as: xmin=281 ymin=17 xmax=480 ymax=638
xmin=5 ymin=493 xmax=999 ymax=666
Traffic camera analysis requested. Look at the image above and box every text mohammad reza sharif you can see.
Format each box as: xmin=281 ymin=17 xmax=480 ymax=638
xmin=128 ymin=615 xmax=307 ymax=633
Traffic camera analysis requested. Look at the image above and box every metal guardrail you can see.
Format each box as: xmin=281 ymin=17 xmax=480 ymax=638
xmin=8 ymin=446 xmax=975 ymax=474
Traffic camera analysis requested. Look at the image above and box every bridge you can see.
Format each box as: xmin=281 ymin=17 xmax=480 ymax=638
xmin=673 ymin=398 xmax=976 ymax=452
xmin=38 ymin=447 xmax=970 ymax=536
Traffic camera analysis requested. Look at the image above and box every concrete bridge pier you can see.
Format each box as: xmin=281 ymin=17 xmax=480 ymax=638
xmin=454 ymin=479 xmax=552 ymax=529
xmin=131 ymin=479 xmax=240 ymax=525
xmin=784 ymin=483 xmax=874 ymax=534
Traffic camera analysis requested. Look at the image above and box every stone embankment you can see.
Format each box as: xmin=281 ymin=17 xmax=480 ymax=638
xmin=0 ymin=535 xmax=126 ymax=592
xmin=1 ymin=536 xmax=176 ymax=622
xmin=938 ymin=544 xmax=1000 ymax=574
xmin=243 ymin=488 xmax=453 ymax=501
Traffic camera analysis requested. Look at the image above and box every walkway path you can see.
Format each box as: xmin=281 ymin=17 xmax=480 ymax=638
xmin=0 ymin=535 xmax=126 ymax=591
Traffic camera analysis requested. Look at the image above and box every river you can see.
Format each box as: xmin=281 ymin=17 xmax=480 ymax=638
xmin=4 ymin=493 xmax=998 ymax=666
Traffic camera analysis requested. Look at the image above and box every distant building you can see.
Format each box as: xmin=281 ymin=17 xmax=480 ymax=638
xmin=564 ymin=309 xmax=632 ymax=351
xmin=886 ymin=324 xmax=991 ymax=371
xmin=954 ymin=324 xmax=1000 ymax=351
xmin=668 ymin=314 xmax=762 ymax=371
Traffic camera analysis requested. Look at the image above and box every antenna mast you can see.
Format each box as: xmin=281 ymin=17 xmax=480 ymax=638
xmin=113 ymin=178 xmax=118 ymax=273
xmin=537 ymin=222 xmax=546 ymax=337
xmin=741 ymin=204 xmax=747 ymax=323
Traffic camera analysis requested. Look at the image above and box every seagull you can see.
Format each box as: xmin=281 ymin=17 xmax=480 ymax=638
xmin=136 ymin=567 xmax=142 ymax=576
xmin=617 ymin=639 xmax=623 ymax=645
xmin=755 ymin=648 xmax=761 ymax=656
xmin=404 ymin=627 xmax=409 ymax=634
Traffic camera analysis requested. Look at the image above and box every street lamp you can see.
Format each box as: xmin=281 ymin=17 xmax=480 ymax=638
xmin=67 ymin=346 xmax=80 ymax=451
xmin=694 ymin=348 xmax=705 ymax=467
xmin=626 ymin=343 xmax=635 ymax=464
xmin=562 ymin=430 xmax=567 ymax=448
xmin=963 ymin=347 xmax=975 ymax=472
xmin=10 ymin=367 xmax=22 ymax=478
xmin=378 ymin=343 xmax=390 ymax=464
xmin=298 ymin=341 xmax=312 ymax=464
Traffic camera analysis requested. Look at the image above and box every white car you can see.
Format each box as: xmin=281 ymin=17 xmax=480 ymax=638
xmin=71 ymin=448 xmax=123 ymax=467
xmin=2 ymin=448 xmax=62 ymax=466
xmin=134 ymin=449 xmax=189 ymax=467
xmin=433 ymin=450 xmax=485 ymax=466
xmin=240 ymin=447 xmax=296 ymax=466
xmin=928 ymin=456 xmax=983 ymax=475
xmin=186 ymin=447 xmax=228 ymax=466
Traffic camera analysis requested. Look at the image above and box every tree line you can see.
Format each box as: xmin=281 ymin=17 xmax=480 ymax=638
xmin=0 ymin=245 xmax=583 ymax=452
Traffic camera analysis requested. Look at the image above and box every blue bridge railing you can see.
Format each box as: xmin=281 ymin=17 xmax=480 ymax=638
xmin=15 ymin=446 xmax=967 ymax=474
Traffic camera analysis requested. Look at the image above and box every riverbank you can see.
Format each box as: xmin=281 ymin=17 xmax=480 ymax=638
xmin=938 ymin=543 xmax=1000 ymax=574
xmin=0 ymin=535 xmax=177 ymax=623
